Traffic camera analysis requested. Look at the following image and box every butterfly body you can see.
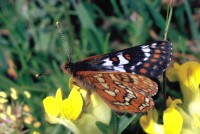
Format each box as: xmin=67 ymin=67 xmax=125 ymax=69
xmin=63 ymin=41 xmax=172 ymax=115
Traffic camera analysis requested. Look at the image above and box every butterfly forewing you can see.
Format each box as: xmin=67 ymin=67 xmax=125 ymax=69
xmin=78 ymin=41 xmax=172 ymax=78
xmin=76 ymin=71 xmax=158 ymax=114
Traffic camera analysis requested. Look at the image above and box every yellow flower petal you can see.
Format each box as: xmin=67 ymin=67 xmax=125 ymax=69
xmin=193 ymin=113 xmax=200 ymax=129
xmin=178 ymin=62 xmax=200 ymax=90
xmin=173 ymin=62 xmax=181 ymax=69
xmin=33 ymin=131 xmax=40 ymax=134
xmin=10 ymin=93 xmax=18 ymax=100
xmin=24 ymin=115 xmax=34 ymax=124
xmin=55 ymin=88 xmax=63 ymax=102
xmin=23 ymin=91 xmax=31 ymax=98
xmin=90 ymin=94 xmax=111 ymax=125
xmin=0 ymin=113 xmax=7 ymax=120
xmin=10 ymin=87 xmax=17 ymax=94
xmin=23 ymin=104 xmax=31 ymax=112
xmin=43 ymin=96 xmax=61 ymax=117
xmin=181 ymin=128 xmax=196 ymax=134
xmin=61 ymin=99 xmax=73 ymax=120
xmin=0 ymin=91 xmax=7 ymax=98
xmin=163 ymin=108 xmax=183 ymax=134
xmin=0 ymin=98 xmax=8 ymax=103
xmin=61 ymin=89 xmax=83 ymax=121
xmin=7 ymin=106 xmax=11 ymax=115
xmin=166 ymin=63 xmax=181 ymax=82
xmin=43 ymin=88 xmax=63 ymax=118
xmin=0 ymin=104 xmax=3 ymax=110
xmin=166 ymin=97 xmax=182 ymax=108
xmin=10 ymin=88 xmax=18 ymax=100
xmin=33 ymin=121 xmax=41 ymax=128
xmin=7 ymin=106 xmax=16 ymax=121
xmin=77 ymin=114 xmax=102 ymax=134
xmin=139 ymin=109 xmax=163 ymax=134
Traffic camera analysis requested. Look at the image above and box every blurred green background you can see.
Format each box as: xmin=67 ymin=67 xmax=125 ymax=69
xmin=0 ymin=0 xmax=200 ymax=133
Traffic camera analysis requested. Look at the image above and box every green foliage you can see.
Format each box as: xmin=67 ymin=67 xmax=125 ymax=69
xmin=0 ymin=0 xmax=199 ymax=133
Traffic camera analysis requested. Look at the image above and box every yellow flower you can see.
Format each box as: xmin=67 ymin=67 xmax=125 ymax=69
xmin=7 ymin=106 xmax=16 ymax=121
xmin=166 ymin=62 xmax=200 ymax=133
xmin=33 ymin=131 xmax=40 ymax=134
xmin=163 ymin=97 xmax=183 ymax=134
xmin=0 ymin=91 xmax=8 ymax=103
xmin=33 ymin=121 xmax=41 ymax=128
xmin=43 ymin=88 xmax=63 ymax=118
xmin=23 ymin=91 xmax=31 ymax=98
xmin=61 ymin=88 xmax=83 ymax=121
xmin=43 ymin=88 xmax=83 ymax=134
xmin=43 ymin=77 xmax=111 ymax=134
xmin=0 ymin=98 xmax=8 ymax=103
xmin=24 ymin=114 xmax=34 ymax=124
xmin=10 ymin=87 xmax=18 ymax=100
xmin=140 ymin=97 xmax=183 ymax=134
xmin=69 ymin=78 xmax=111 ymax=124
xmin=0 ymin=91 xmax=7 ymax=98
xmin=43 ymin=88 xmax=83 ymax=122
xmin=69 ymin=78 xmax=111 ymax=134
xmin=140 ymin=109 xmax=163 ymax=134
xmin=166 ymin=62 xmax=200 ymax=115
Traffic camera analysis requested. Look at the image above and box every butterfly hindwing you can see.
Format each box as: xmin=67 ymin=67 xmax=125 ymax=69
xmin=76 ymin=71 xmax=158 ymax=114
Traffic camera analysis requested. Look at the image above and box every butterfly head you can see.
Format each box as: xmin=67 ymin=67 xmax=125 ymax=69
xmin=62 ymin=62 xmax=74 ymax=75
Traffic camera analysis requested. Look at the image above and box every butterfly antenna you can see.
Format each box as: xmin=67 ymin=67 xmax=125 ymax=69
xmin=35 ymin=22 xmax=70 ymax=78
xmin=35 ymin=68 xmax=55 ymax=78
xmin=56 ymin=22 xmax=71 ymax=62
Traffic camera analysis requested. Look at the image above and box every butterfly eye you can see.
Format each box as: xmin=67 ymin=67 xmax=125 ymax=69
xmin=62 ymin=63 xmax=69 ymax=71
xmin=63 ymin=62 xmax=74 ymax=74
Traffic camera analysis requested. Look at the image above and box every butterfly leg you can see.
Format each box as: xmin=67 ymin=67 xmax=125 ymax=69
xmin=80 ymin=91 xmax=91 ymax=113
xmin=78 ymin=91 xmax=91 ymax=119
xmin=84 ymin=91 xmax=92 ymax=110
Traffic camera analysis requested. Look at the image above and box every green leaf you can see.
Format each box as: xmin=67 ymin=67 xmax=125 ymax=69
xmin=117 ymin=114 xmax=139 ymax=134
xmin=96 ymin=121 xmax=111 ymax=134
xmin=72 ymin=1 xmax=104 ymax=53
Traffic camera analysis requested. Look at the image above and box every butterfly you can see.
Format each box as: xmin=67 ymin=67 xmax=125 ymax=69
xmin=63 ymin=41 xmax=172 ymax=116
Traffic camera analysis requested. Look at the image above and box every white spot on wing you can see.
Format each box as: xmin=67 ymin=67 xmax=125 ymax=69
xmin=100 ymin=83 xmax=109 ymax=89
xmin=114 ymin=102 xmax=123 ymax=106
xmin=136 ymin=62 xmax=142 ymax=66
xmin=124 ymin=102 xmax=129 ymax=105
xmin=102 ymin=58 xmax=113 ymax=66
xmin=139 ymin=105 xmax=144 ymax=110
xmin=113 ymin=66 xmax=126 ymax=72
xmin=125 ymin=97 xmax=130 ymax=102
xmin=130 ymin=65 xmax=135 ymax=70
xmin=141 ymin=45 xmax=150 ymax=53
xmin=105 ymin=90 xmax=116 ymax=96
xmin=126 ymin=90 xmax=133 ymax=94
xmin=127 ymin=93 xmax=136 ymax=99
xmin=143 ymin=57 xmax=149 ymax=61
xmin=145 ymin=53 xmax=151 ymax=57
xmin=117 ymin=54 xmax=129 ymax=64
xmin=142 ymin=48 xmax=150 ymax=52
xmin=114 ymin=89 xmax=119 ymax=93
xmin=141 ymin=45 xmax=148 ymax=48
xmin=145 ymin=98 xmax=150 ymax=104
